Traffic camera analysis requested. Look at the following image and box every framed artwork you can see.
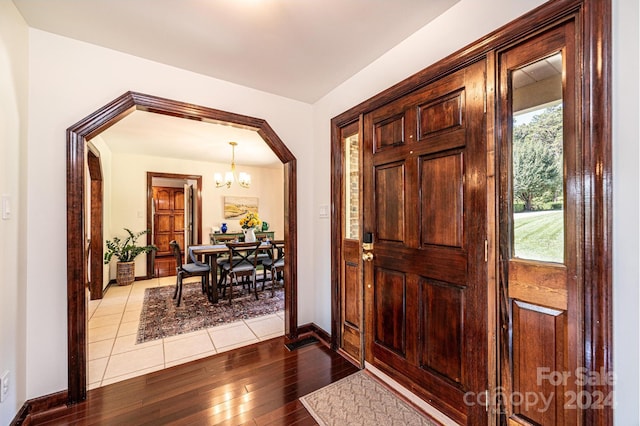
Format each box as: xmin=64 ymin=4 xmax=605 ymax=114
xmin=224 ymin=196 xmax=259 ymax=219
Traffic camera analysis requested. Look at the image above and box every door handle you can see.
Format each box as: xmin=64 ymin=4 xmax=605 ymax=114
xmin=362 ymin=252 xmax=374 ymax=262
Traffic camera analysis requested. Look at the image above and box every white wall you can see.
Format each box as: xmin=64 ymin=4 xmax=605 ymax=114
xmin=103 ymin=150 xmax=284 ymax=280
xmin=612 ymin=0 xmax=640 ymax=422
xmin=0 ymin=3 xmax=28 ymax=424
xmin=25 ymin=28 xmax=312 ymax=400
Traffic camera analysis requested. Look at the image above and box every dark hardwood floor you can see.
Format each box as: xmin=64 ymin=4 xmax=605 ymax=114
xmin=30 ymin=336 xmax=359 ymax=425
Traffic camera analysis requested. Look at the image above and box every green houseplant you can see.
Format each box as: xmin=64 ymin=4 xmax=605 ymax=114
xmin=104 ymin=228 xmax=157 ymax=286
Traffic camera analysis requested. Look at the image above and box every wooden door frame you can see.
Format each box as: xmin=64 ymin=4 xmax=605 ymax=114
xmin=86 ymin=148 xmax=103 ymax=300
xmin=67 ymin=91 xmax=299 ymax=404
xmin=331 ymin=0 xmax=611 ymax=423
xmin=146 ymin=172 xmax=203 ymax=277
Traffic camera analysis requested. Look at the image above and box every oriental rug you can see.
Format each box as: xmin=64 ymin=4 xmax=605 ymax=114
xmin=299 ymin=371 xmax=438 ymax=426
xmin=137 ymin=282 xmax=284 ymax=343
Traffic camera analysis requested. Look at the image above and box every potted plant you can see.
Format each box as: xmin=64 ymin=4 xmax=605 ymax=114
xmin=104 ymin=228 xmax=157 ymax=286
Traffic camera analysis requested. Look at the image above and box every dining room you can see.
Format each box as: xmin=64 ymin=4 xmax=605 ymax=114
xmin=86 ymin=108 xmax=288 ymax=389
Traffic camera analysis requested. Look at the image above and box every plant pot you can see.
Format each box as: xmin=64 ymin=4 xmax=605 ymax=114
xmin=116 ymin=261 xmax=135 ymax=286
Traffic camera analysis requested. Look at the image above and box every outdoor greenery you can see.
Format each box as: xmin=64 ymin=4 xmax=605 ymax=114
xmin=513 ymin=211 xmax=564 ymax=263
xmin=513 ymin=104 xmax=563 ymax=211
xmin=104 ymin=228 xmax=157 ymax=263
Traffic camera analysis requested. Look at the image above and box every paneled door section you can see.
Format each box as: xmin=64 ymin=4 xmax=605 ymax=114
xmin=498 ymin=21 xmax=582 ymax=425
xmin=337 ymin=121 xmax=365 ymax=365
xmin=363 ymin=60 xmax=488 ymax=424
xmin=153 ymin=186 xmax=185 ymax=276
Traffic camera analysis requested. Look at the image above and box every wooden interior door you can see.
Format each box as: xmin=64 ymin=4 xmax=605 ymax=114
xmin=363 ymin=60 xmax=488 ymax=424
xmin=153 ymin=186 xmax=185 ymax=276
xmin=497 ymin=21 xmax=582 ymax=425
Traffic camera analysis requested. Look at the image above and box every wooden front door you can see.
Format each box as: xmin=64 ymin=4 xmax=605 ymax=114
xmin=363 ymin=60 xmax=488 ymax=424
xmin=153 ymin=186 xmax=185 ymax=277
xmin=497 ymin=21 xmax=583 ymax=425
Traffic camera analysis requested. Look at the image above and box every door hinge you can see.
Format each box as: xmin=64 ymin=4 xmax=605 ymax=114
xmin=485 ymin=390 xmax=490 ymax=411
xmin=484 ymin=239 xmax=488 ymax=262
xmin=483 ymin=91 xmax=487 ymax=113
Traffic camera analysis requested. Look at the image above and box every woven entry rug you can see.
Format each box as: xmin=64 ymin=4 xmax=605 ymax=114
xmin=137 ymin=281 xmax=284 ymax=343
xmin=299 ymin=371 xmax=438 ymax=426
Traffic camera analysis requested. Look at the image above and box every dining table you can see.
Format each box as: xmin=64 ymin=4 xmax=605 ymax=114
xmin=189 ymin=241 xmax=275 ymax=303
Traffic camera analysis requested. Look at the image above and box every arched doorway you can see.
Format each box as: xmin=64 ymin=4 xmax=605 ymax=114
xmin=67 ymin=91 xmax=298 ymax=403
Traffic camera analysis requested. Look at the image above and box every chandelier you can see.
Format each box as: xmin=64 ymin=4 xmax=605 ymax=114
xmin=214 ymin=141 xmax=251 ymax=189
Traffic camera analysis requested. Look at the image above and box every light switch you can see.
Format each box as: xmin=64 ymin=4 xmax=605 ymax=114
xmin=319 ymin=204 xmax=329 ymax=219
xmin=1 ymin=195 xmax=10 ymax=220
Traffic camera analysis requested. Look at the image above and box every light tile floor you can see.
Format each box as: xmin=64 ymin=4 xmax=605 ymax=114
xmin=87 ymin=275 xmax=284 ymax=389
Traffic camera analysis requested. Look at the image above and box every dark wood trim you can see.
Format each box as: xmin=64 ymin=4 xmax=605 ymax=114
xmin=330 ymin=0 xmax=611 ymax=423
xmin=296 ymin=322 xmax=332 ymax=347
xmin=145 ymin=171 xmax=203 ymax=278
xmin=330 ymin=118 xmax=362 ymax=355
xmin=86 ymin=150 xmax=103 ymax=300
xmin=581 ymin=0 xmax=613 ymax=423
xmin=10 ymin=390 xmax=67 ymax=426
xmin=67 ymin=91 xmax=299 ymax=405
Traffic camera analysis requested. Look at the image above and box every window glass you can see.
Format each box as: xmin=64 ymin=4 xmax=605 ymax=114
xmin=344 ymin=134 xmax=360 ymax=239
xmin=511 ymin=53 xmax=564 ymax=263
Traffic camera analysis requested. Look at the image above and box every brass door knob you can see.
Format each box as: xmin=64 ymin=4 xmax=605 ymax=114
xmin=362 ymin=252 xmax=374 ymax=262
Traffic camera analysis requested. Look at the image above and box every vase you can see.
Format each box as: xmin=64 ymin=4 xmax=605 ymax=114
xmin=221 ymin=223 xmax=227 ymax=234
xmin=116 ymin=261 xmax=135 ymax=286
xmin=243 ymin=227 xmax=256 ymax=242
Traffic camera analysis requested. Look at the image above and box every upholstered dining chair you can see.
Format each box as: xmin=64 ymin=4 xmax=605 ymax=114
xmin=218 ymin=241 xmax=262 ymax=302
xmin=169 ymin=240 xmax=210 ymax=306
xmin=261 ymin=240 xmax=285 ymax=297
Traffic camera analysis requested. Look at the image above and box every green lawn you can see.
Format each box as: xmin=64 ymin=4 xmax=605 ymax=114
xmin=513 ymin=210 xmax=564 ymax=263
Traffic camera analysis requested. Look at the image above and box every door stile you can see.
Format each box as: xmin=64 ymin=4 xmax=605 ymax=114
xmin=485 ymin=49 xmax=499 ymax=425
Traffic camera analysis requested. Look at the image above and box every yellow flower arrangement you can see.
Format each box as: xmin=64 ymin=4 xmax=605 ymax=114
xmin=239 ymin=212 xmax=261 ymax=229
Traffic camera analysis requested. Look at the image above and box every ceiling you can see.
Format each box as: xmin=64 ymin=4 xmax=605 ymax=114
xmin=97 ymin=110 xmax=282 ymax=168
xmin=12 ymin=0 xmax=458 ymax=103
xmin=13 ymin=0 xmax=459 ymax=165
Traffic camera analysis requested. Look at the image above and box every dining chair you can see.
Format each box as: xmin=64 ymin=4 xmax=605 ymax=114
xmin=169 ymin=240 xmax=211 ymax=306
xmin=261 ymin=240 xmax=285 ymax=297
xmin=218 ymin=241 xmax=262 ymax=302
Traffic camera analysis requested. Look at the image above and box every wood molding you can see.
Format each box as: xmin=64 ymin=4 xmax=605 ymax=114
xmin=67 ymin=91 xmax=299 ymax=404
xmin=296 ymin=322 xmax=331 ymax=347
xmin=10 ymin=390 xmax=67 ymax=426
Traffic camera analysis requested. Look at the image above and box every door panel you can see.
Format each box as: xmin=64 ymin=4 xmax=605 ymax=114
xmin=364 ymin=60 xmax=487 ymax=424
xmin=420 ymin=153 xmax=464 ymax=247
xmin=374 ymin=267 xmax=406 ymax=356
xmin=375 ymin=163 xmax=405 ymax=242
xmin=512 ymin=301 xmax=566 ymax=425
xmin=420 ymin=279 xmax=464 ymax=384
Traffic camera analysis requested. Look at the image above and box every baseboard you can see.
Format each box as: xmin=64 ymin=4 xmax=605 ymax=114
xmin=11 ymin=390 xmax=67 ymax=426
xmin=295 ymin=322 xmax=331 ymax=347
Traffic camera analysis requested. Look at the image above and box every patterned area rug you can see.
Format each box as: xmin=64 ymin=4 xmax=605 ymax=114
xmin=300 ymin=371 xmax=438 ymax=426
xmin=137 ymin=282 xmax=284 ymax=343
